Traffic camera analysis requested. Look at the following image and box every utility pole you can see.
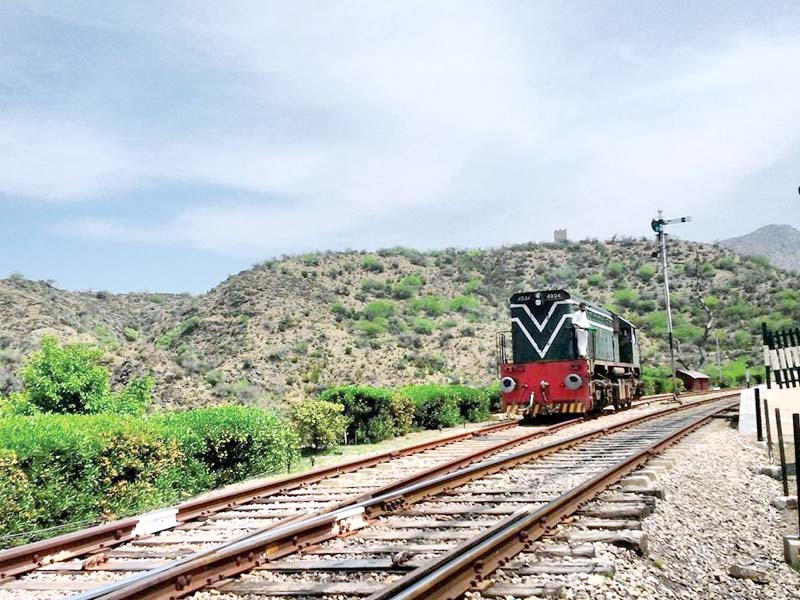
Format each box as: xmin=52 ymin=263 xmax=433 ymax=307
xmin=651 ymin=210 xmax=691 ymax=401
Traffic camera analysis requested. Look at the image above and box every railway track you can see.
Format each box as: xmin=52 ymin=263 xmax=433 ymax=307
xmin=0 ymin=417 xmax=572 ymax=592
xmin=0 ymin=389 xmax=700 ymax=582
xmin=0 ymin=389 xmax=737 ymax=600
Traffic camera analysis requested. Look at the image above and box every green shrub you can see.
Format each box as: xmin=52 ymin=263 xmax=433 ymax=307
xmin=331 ymin=302 xmax=353 ymax=318
xmin=0 ymin=449 xmax=35 ymax=539
xmin=613 ymin=288 xmax=639 ymax=309
xmin=402 ymin=385 xmax=461 ymax=429
xmin=204 ymin=369 xmax=224 ymax=387
xmin=391 ymin=284 xmax=414 ymax=299
xmin=645 ymin=311 xmax=668 ymax=336
xmin=410 ymin=295 xmax=448 ymax=316
xmin=391 ymin=274 xmax=425 ymax=299
xmin=292 ymin=400 xmax=349 ymax=452
xmin=0 ymin=392 xmax=40 ymax=417
xmin=91 ymin=376 xmax=154 ymax=416
xmin=156 ymin=317 xmax=202 ymax=349
xmin=673 ymin=322 xmax=704 ymax=344
xmin=714 ymin=256 xmax=736 ymax=271
xmin=94 ymin=326 xmax=119 ymax=349
xmin=122 ymin=327 xmax=139 ymax=342
xmin=637 ymin=264 xmax=656 ymax=282
xmin=412 ymin=318 xmax=436 ymax=335
xmin=485 ymin=381 xmax=502 ymax=412
xmin=390 ymin=393 xmax=414 ymax=436
xmin=400 ymin=274 xmax=424 ymax=288
xmin=401 ymin=384 xmax=491 ymax=429
xmin=641 ymin=365 xmax=673 ymax=394
xmin=21 ymin=336 xmax=110 ymax=414
xmin=355 ymin=318 xmax=387 ymax=338
xmin=450 ymin=295 xmax=479 ymax=313
xmin=155 ymin=407 xmax=299 ymax=486
xmin=733 ymin=330 xmax=752 ymax=349
xmin=587 ymin=273 xmax=605 ymax=287
xmin=410 ymin=352 xmax=447 ymax=373
xmin=361 ymin=278 xmax=388 ymax=294
xmin=720 ymin=359 xmax=750 ymax=387
xmin=0 ymin=414 xmax=190 ymax=539
xmin=363 ymin=300 xmax=397 ymax=320
xmin=449 ymin=385 xmax=492 ymax=422
xmin=606 ymin=262 xmax=624 ymax=278
xmin=464 ymin=277 xmax=482 ymax=294
xmin=361 ymin=256 xmax=384 ymax=272
xmin=319 ymin=386 xmax=411 ymax=444
xmin=723 ymin=300 xmax=753 ymax=320
xmin=0 ymin=407 xmax=299 ymax=543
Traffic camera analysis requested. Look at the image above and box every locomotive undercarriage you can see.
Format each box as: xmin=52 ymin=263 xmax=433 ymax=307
xmin=589 ymin=362 xmax=642 ymax=414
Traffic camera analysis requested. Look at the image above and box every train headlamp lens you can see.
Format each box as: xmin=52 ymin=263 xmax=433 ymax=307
xmin=500 ymin=377 xmax=516 ymax=393
xmin=564 ymin=374 xmax=583 ymax=390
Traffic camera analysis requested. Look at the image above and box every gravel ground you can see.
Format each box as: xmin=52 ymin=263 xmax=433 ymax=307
xmin=639 ymin=421 xmax=800 ymax=599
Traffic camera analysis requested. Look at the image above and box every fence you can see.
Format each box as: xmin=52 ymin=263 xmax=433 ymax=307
xmin=762 ymin=322 xmax=800 ymax=389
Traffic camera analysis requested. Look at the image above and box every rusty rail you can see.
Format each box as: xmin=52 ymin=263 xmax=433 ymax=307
xmin=71 ymin=391 xmax=738 ymax=600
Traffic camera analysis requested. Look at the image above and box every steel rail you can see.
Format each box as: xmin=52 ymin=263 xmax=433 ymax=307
xmin=366 ymin=398 xmax=738 ymax=600
xmin=0 ymin=418 xmax=518 ymax=578
xmin=71 ymin=391 xmax=738 ymax=600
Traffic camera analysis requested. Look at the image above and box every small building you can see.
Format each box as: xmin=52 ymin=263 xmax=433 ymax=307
xmin=675 ymin=369 xmax=711 ymax=392
xmin=554 ymin=229 xmax=567 ymax=243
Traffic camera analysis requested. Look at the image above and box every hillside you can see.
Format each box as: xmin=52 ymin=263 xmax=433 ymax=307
xmin=2 ymin=238 xmax=798 ymax=409
xmin=720 ymin=224 xmax=800 ymax=272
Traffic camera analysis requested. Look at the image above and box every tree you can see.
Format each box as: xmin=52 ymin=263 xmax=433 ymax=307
xmin=291 ymin=400 xmax=349 ymax=453
xmin=21 ymin=336 xmax=110 ymax=413
xmin=19 ymin=336 xmax=153 ymax=415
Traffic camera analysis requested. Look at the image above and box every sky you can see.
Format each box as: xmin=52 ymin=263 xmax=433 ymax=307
xmin=1 ymin=1 xmax=800 ymax=293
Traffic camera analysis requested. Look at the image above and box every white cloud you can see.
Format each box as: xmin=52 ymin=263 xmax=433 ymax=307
xmin=0 ymin=114 xmax=138 ymax=200
xmin=4 ymin=2 xmax=800 ymax=253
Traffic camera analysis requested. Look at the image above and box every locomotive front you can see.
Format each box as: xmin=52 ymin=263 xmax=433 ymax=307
xmin=498 ymin=289 xmax=616 ymax=417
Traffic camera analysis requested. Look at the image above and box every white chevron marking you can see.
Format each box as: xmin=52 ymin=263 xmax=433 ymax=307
xmin=512 ymin=314 xmax=573 ymax=359
xmin=511 ymin=300 xmax=613 ymax=333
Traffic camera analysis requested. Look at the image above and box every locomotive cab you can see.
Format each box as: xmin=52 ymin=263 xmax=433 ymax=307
xmin=497 ymin=289 xmax=641 ymax=418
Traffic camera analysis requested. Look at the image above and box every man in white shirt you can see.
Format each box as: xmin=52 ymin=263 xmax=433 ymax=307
xmin=572 ymin=302 xmax=591 ymax=358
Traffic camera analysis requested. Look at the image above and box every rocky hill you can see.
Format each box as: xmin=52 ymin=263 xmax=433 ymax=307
xmin=2 ymin=238 xmax=798 ymax=409
xmin=720 ymin=224 xmax=800 ymax=272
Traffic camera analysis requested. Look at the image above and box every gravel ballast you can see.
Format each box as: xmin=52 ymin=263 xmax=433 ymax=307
xmin=638 ymin=421 xmax=800 ymax=599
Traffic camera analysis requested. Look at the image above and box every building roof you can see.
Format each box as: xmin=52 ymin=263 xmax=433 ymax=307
xmin=676 ymin=369 xmax=711 ymax=380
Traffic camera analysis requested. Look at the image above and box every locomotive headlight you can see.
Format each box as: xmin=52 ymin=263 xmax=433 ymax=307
xmin=564 ymin=373 xmax=583 ymax=390
xmin=500 ymin=377 xmax=516 ymax=393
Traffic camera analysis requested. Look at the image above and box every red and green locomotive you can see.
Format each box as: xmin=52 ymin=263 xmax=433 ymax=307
xmin=497 ymin=290 xmax=641 ymax=418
